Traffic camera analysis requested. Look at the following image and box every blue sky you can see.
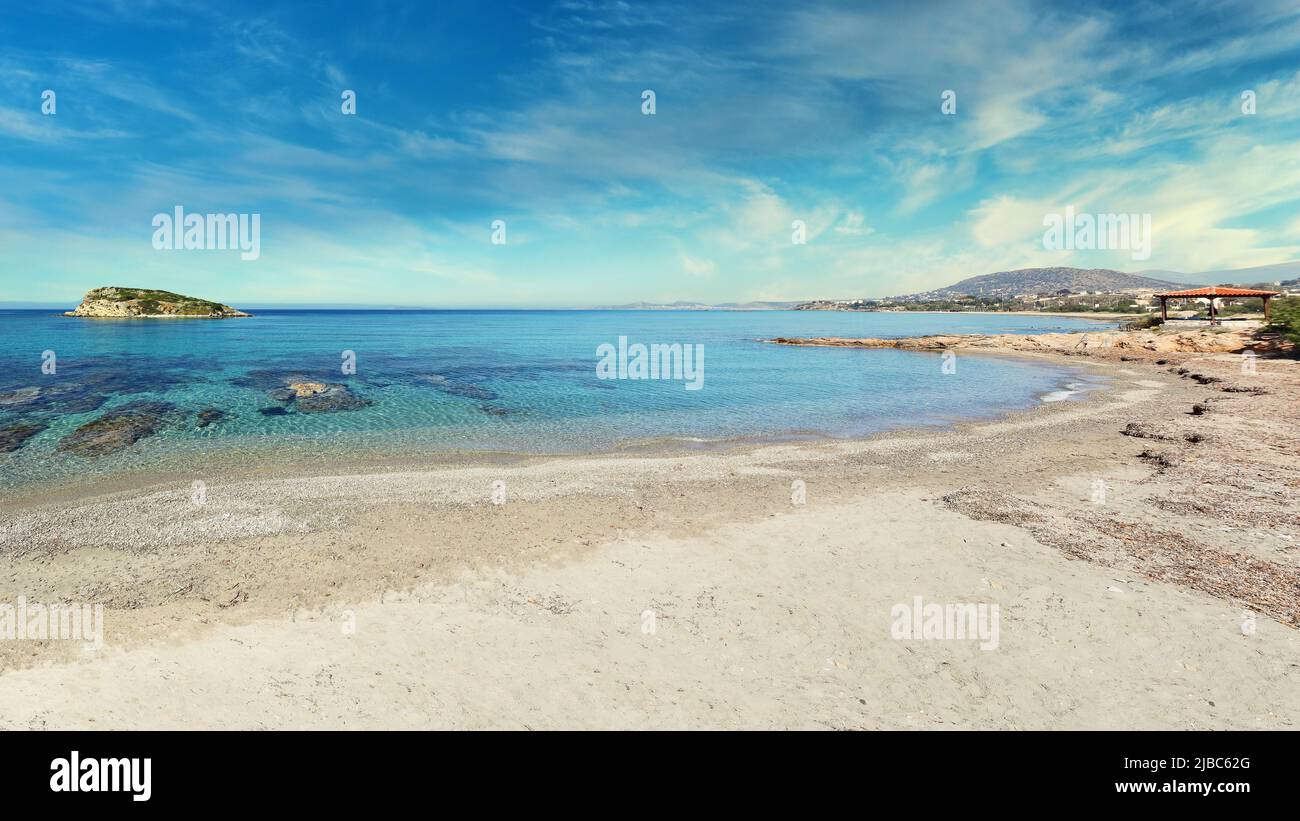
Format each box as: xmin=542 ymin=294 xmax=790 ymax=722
xmin=2 ymin=0 xmax=1299 ymax=307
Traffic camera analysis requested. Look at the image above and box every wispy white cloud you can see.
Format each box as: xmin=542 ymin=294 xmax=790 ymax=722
xmin=2 ymin=0 xmax=1299 ymax=305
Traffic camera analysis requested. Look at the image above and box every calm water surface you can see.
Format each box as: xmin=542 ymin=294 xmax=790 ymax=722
xmin=0 ymin=309 xmax=1111 ymax=490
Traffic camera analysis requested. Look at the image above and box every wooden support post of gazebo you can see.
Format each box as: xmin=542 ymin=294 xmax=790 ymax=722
xmin=1155 ymin=286 xmax=1281 ymax=324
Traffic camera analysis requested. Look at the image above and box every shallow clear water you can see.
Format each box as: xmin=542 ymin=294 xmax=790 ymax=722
xmin=0 ymin=309 xmax=1110 ymax=489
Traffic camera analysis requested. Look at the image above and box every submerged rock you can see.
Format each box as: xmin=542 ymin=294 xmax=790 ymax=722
xmin=57 ymin=401 xmax=177 ymax=456
xmin=231 ymin=371 xmax=287 ymax=390
xmin=259 ymin=406 xmax=289 ymax=416
xmin=418 ymin=373 xmax=498 ymax=401
xmin=435 ymin=382 xmax=498 ymax=401
xmin=0 ymin=422 xmax=47 ymax=453
xmin=287 ymin=381 xmax=329 ymax=397
xmin=244 ymin=373 xmax=371 ymax=413
xmin=263 ymin=381 xmax=326 ymax=403
xmin=52 ymin=392 xmax=110 ymax=414
xmin=41 ymin=387 xmax=110 ymax=414
xmin=295 ymin=383 xmax=370 ymax=413
xmin=196 ymin=408 xmax=227 ymax=428
xmin=0 ymin=385 xmax=108 ymax=415
xmin=0 ymin=387 xmax=41 ymax=408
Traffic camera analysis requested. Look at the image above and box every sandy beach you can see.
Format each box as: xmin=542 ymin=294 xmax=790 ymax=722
xmin=0 ymin=329 xmax=1296 ymax=729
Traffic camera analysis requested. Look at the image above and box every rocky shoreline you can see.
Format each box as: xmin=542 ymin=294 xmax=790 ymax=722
xmin=769 ymin=327 xmax=1256 ymax=356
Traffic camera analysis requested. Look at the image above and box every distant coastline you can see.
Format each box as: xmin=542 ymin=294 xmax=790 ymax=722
xmin=6 ymin=260 xmax=1297 ymax=313
xmin=1 ymin=305 xmax=1142 ymax=317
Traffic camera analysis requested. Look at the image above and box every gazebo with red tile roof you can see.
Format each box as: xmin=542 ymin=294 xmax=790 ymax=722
xmin=1155 ymin=286 xmax=1281 ymax=323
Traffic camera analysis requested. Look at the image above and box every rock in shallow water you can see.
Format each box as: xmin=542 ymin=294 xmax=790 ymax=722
xmin=56 ymin=401 xmax=178 ymax=456
xmin=0 ymin=387 xmax=41 ymax=407
xmin=259 ymin=406 xmax=289 ymax=416
xmin=247 ymin=373 xmax=371 ymax=413
xmin=433 ymin=382 xmax=498 ymax=401
xmin=0 ymin=385 xmax=109 ymax=415
xmin=287 ymin=381 xmax=328 ymax=397
xmin=417 ymin=374 xmax=498 ymax=401
xmin=197 ymin=408 xmax=227 ymax=427
xmin=47 ymin=390 xmax=111 ymax=414
xmin=294 ymin=383 xmax=371 ymax=413
xmin=0 ymin=422 xmax=47 ymax=453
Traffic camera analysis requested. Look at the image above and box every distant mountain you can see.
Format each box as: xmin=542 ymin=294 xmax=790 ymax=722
xmin=1138 ymin=260 xmax=1300 ymax=285
xmin=901 ymin=267 xmax=1188 ymax=301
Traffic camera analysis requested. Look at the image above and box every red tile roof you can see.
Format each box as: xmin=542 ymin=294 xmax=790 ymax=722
xmin=1156 ymin=286 xmax=1280 ymax=297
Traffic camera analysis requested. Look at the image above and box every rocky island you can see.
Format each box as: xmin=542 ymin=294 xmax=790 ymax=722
xmin=64 ymin=286 xmax=251 ymax=318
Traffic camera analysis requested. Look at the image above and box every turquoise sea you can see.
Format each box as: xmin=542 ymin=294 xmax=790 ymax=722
xmin=0 ymin=309 xmax=1110 ymax=490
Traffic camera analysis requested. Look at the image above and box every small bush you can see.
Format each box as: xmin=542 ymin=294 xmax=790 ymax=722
xmin=1122 ymin=314 xmax=1163 ymax=330
xmin=1266 ymin=296 xmax=1300 ymax=345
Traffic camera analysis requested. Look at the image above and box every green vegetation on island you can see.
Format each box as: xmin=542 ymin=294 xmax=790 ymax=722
xmin=64 ymin=286 xmax=251 ymax=318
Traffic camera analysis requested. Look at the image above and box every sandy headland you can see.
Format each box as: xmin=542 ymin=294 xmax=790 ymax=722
xmin=0 ymin=327 xmax=1296 ymax=729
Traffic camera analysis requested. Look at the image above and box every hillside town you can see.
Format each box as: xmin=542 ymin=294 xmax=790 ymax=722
xmin=796 ymin=271 xmax=1300 ymax=318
